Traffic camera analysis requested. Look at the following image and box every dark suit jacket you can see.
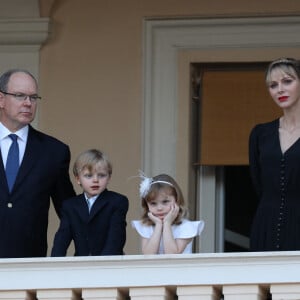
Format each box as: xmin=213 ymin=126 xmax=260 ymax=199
xmin=0 ymin=125 xmax=75 ymax=258
xmin=51 ymin=189 xmax=129 ymax=256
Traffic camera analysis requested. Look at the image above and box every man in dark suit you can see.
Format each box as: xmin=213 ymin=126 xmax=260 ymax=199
xmin=51 ymin=149 xmax=128 ymax=256
xmin=0 ymin=69 xmax=75 ymax=258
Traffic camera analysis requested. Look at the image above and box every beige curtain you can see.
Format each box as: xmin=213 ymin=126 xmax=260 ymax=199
xmin=199 ymin=69 xmax=281 ymax=165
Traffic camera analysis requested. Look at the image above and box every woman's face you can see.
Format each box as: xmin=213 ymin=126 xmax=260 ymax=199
xmin=267 ymin=68 xmax=300 ymax=109
xmin=147 ymin=189 xmax=176 ymax=221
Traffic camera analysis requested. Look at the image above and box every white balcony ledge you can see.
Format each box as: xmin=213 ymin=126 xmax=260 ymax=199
xmin=0 ymin=251 xmax=300 ymax=299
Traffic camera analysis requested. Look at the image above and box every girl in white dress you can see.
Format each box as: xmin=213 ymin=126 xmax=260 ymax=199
xmin=132 ymin=173 xmax=204 ymax=254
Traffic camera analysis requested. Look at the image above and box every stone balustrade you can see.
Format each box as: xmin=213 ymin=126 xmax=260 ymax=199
xmin=0 ymin=252 xmax=300 ymax=299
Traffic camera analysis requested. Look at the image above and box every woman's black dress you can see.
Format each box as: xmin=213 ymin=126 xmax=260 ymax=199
xmin=249 ymin=118 xmax=300 ymax=251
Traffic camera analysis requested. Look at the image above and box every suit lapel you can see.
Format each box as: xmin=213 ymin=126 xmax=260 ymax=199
xmin=12 ymin=126 xmax=42 ymax=192
xmin=74 ymin=194 xmax=90 ymax=221
xmin=89 ymin=190 xmax=109 ymax=220
xmin=73 ymin=192 xmax=109 ymax=222
xmin=0 ymin=153 xmax=9 ymax=194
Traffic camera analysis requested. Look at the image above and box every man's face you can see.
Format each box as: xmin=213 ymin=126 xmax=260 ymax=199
xmin=0 ymin=72 xmax=38 ymax=132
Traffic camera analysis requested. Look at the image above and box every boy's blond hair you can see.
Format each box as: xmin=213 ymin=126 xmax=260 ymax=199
xmin=73 ymin=149 xmax=112 ymax=177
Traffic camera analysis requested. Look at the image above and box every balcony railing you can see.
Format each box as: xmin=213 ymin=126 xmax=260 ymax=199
xmin=0 ymin=251 xmax=300 ymax=299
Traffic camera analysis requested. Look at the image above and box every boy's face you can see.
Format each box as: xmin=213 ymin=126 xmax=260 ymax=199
xmin=76 ymin=164 xmax=110 ymax=198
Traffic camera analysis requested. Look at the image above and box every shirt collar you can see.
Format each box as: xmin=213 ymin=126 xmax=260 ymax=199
xmin=0 ymin=122 xmax=28 ymax=142
xmin=84 ymin=193 xmax=99 ymax=202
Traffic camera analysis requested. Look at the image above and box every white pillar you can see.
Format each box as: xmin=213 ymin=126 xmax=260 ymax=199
xmin=130 ymin=287 xmax=175 ymax=300
xmin=271 ymin=283 xmax=300 ymax=300
xmin=177 ymin=285 xmax=221 ymax=300
xmin=37 ymin=289 xmax=80 ymax=300
xmin=82 ymin=288 xmax=128 ymax=300
xmin=0 ymin=290 xmax=35 ymax=300
xmin=223 ymin=285 xmax=267 ymax=300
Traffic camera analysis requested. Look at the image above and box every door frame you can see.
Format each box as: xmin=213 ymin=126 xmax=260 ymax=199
xmin=143 ymin=16 xmax=300 ymax=252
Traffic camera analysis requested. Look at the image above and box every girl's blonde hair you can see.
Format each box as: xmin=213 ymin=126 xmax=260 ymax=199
xmin=141 ymin=174 xmax=188 ymax=225
xmin=265 ymin=57 xmax=300 ymax=85
xmin=73 ymin=149 xmax=112 ymax=177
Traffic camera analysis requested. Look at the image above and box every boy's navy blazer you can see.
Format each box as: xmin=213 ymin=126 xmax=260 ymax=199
xmin=51 ymin=189 xmax=129 ymax=256
xmin=0 ymin=125 xmax=75 ymax=258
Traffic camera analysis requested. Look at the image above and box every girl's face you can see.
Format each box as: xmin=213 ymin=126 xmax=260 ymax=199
xmin=76 ymin=164 xmax=110 ymax=198
xmin=268 ymin=68 xmax=300 ymax=109
xmin=147 ymin=189 xmax=176 ymax=220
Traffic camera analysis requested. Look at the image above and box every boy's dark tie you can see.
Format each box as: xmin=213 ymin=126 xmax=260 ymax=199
xmin=6 ymin=134 xmax=19 ymax=192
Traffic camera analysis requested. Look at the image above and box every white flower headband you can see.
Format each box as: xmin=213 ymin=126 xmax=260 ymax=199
xmin=139 ymin=172 xmax=174 ymax=198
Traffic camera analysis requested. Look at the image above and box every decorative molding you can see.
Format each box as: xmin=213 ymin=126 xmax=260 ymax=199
xmin=0 ymin=18 xmax=51 ymax=51
xmin=0 ymin=8 xmax=51 ymax=129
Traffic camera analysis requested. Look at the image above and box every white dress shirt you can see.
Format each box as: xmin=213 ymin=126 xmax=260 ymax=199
xmin=0 ymin=122 xmax=28 ymax=168
xmin=84 ymin=193 xmax=98 ymax=212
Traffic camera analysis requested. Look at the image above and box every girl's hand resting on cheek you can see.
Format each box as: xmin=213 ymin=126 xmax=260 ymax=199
xmin=164 ymin=204 xmax=179 ymax=225
xmin=148 ymin=212 xmax=163 ymax=225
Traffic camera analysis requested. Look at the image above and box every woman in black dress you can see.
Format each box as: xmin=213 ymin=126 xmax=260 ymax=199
xmin=249 ymin=58 xmax=300 ymax=251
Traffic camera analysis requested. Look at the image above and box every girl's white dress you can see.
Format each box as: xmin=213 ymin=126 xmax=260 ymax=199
xmin=131 ymin=219 xmax=205 ymax=254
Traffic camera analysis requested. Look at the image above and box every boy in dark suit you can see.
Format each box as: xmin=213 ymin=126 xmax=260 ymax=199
xmin=51 ymin=149 xmax=129 ymax=256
